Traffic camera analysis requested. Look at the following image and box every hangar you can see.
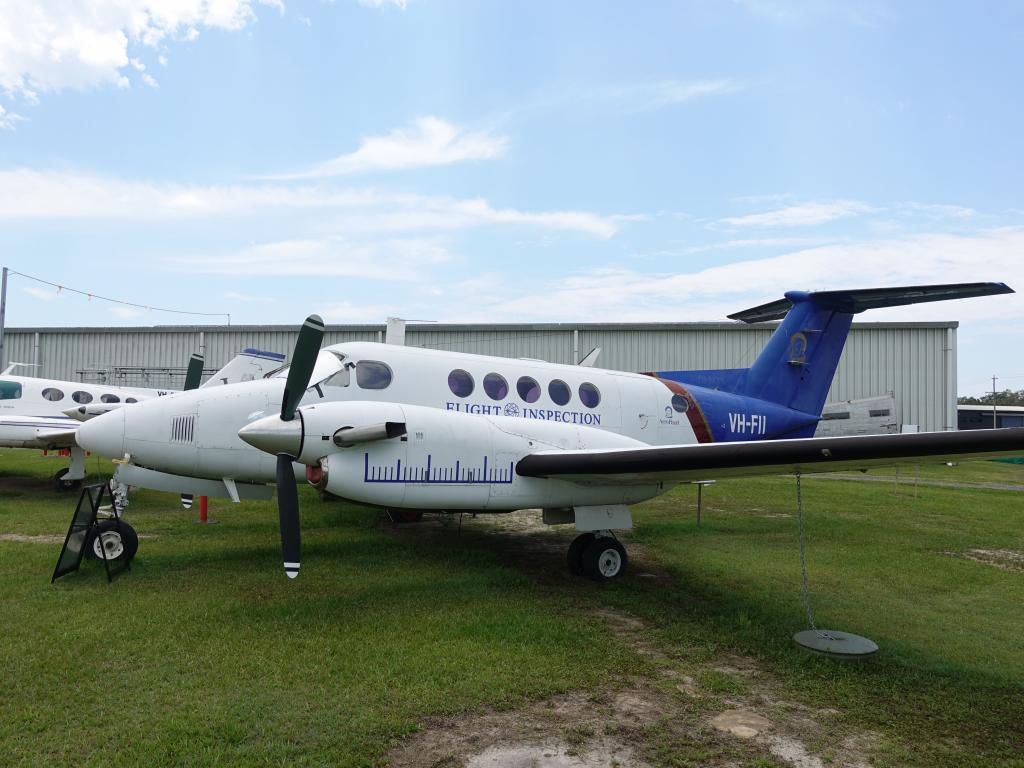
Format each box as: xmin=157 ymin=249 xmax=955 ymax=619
xmin=1 ymin=319 xmax=958 ymax=432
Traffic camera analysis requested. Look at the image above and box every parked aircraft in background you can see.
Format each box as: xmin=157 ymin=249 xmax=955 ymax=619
xmin=75 ymin=284 xmax=1024 ymax=580
xmin=0 ymin=348 xmax=284 ymax=490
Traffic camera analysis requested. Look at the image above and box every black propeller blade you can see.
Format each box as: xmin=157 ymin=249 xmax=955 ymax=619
xmin=275 ymin=313 xmax=325 ymax=578
xmin=282 ymin=315 xmax=325 ymax=421
xmin=277 ymin=454 xmax=301 ymax=579
xmin=183 ymin=353 xmax=204 ymax=391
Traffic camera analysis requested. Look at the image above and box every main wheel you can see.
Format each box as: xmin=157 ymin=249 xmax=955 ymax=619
xmin=581 ymin=536 xmax=628 ymax=581
xmin=567 ymin=533 xmax=596 ymax=576
xmin=84 ymin=520 xmax=139 ymax=563
xmin=54 ymin=467 xmax=82 ymax=493
xmin=387 ymin=509 xmax=424 ymax=524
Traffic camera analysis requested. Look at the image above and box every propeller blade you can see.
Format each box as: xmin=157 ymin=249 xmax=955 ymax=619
xmin=276 ymin=453 xmax=301 ymax=579
xmin=282 ymin=314 xmax=325 ymax=422
xmin=183 ymin=353 xmax=204 ymax=391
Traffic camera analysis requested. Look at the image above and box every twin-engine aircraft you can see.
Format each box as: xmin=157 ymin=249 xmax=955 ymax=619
xmin=0 ymin=348 xmax=284 ymax=490
xmin=75 ymin=283 xmax=1024 ymax=581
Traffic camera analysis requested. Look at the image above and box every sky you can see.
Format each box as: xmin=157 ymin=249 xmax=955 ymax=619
xmin=0 ymin=0 xmax=1022 ymax=396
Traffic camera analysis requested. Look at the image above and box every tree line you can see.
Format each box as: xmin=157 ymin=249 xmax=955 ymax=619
xmin=958 ymin=389 xmax=1024 ymax=406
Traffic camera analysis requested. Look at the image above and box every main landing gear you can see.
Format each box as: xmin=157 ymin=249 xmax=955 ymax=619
xmin=567 ymin=531 xmax=628 ymax=581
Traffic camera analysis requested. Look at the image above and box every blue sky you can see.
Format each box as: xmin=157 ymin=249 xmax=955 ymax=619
xmin=0 ymin=0 xmax=1022 ymax=395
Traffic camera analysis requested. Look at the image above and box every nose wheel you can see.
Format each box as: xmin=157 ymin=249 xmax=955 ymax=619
xmin=568 ymin=532 xmax=628 ymax=581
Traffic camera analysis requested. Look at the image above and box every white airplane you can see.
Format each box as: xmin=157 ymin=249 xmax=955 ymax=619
xmin=75 ymin=283 xmax=1024 ymax=580
xmin=0 ymin=348 xmax=284 ymax=491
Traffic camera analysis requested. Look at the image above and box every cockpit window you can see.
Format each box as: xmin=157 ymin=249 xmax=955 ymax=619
xmin=356 ymin=361 xmax=392 ymax=390
xmin=0 ymin=381 xmax=22 ymax=400
xmin=272 ymin=351 xmax=347 ymax=387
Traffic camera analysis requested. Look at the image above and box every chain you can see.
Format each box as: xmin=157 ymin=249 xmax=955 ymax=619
xmin=796 ymin=473 xmax=836 ymax=639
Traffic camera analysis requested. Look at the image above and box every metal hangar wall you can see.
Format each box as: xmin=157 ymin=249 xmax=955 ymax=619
xmin=2 ymin=320 xmax=958 ymax=432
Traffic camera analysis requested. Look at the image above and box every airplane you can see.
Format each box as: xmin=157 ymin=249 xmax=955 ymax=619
xmin=0 ymin=348 xmax=284 ymax=491
xmin=74 ymin=283 xmax=1024 ymax=581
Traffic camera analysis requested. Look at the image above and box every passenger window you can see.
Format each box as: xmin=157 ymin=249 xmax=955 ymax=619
xmin=578 ymin=382 xmax=601 ymax=408
xmin=0 ymin=381 xmax=22 ymax=400
xmin=42 ymin=387 xmax=65 ymax=402
xmin=671 ymin=394 xmax=689 ymax=413
xmin=483 ymin=373 xmax=508 ymax=400
xmin=448 ymin=369 xmax=474 ymax=398
xmin=72 ymin=391 xmax=93 ymax=404
xmin=356 ymin=361 xmax=392 ymax=390
xmin=126 ymin=398 xmax=138 ymax=404
xmin=101 ymin=394 xmax=121 ymax=403
xmin=548 ymin=379 xmax=571 ymax=406
xmin=517 ymin=376 xmax=540 ymax=403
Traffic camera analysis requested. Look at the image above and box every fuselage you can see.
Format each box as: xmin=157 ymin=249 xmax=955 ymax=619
xmin=0 ymin=374 xmax=165 ymax=448
xmin=76 ymin=341 xmax=812 ymax=501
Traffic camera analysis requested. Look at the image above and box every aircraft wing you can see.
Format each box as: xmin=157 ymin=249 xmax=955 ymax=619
xmin=516 ymin=428 xmax=1024 ymax=484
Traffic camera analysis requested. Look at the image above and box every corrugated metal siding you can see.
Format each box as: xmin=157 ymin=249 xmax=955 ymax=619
xmin=1 ymin=321 xmax=955 ymax=430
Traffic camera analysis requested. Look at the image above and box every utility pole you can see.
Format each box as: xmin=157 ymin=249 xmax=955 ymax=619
xmin=992 ymin=375 xmax=998 ymax=429
xmin=0 ymin=266 xmax=8 ymax=371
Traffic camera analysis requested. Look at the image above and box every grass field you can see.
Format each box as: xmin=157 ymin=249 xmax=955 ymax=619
xmin=1 ymin=449 xmax=1022 ymax=767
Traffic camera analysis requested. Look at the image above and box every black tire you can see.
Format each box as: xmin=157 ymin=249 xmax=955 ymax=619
xmin=581 ymin=536 xmax=628 ymax=581
xmin=84 ymin=520 xmax=139 ymax=563
xmin=387 ymin=509 xmax=424 ymax=524
xmin=567 ymin=533 xmax=596 ymax=576
xmin=53 ymin=467 xmax=82 ymax=493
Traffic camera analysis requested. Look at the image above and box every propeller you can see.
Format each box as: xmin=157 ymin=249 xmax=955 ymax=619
xmin=183 ymin=353 xmax=205 ymax=391
xmin=275 ymin=314 xmax=325 ymax=578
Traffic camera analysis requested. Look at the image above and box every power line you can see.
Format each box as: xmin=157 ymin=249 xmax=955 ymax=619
xmin=7 ymin=269 xmax=231 ymax=324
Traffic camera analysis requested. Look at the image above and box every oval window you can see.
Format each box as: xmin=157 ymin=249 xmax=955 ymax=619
xmin=483 ymin=373 xmax=509 ymax=400
xmin=125 ymin=398 xmax=138 ymax=404
xmin=72 ymin=391 xmax=93 ymax=404
xmin=671 ymin=394 xmax=689 ymax=413
xmin=548 ymin=379 xmax=571 ymax=406
xmin=448 ymin=369 xmax=474 ymax=398
xmin=355 ymin=361 xmax=392 ymax=390
xmin=42 ymin=387 xmax=65 ymax=402
xmin=100 ymin=394 xmax=121 ymax=404
xmin=517 ymin=376 xmax=541 ymax=403
xmin=578 ymin=382 xmax=601 ymax=408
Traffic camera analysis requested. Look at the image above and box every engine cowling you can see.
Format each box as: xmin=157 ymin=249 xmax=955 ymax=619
xmin=295 ymin=401 xmax=666 ymax=512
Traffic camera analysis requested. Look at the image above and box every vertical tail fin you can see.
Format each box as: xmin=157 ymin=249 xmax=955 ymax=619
xmin=728 ymin=283 xmax=1012 ymax=417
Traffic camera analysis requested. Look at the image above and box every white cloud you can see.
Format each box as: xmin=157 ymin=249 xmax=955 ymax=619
xmin=225 ymin=291 xmax=271 ymax=302
xmin=588 ymin=79 xmax=739 ymax=112
xmin=181 ymin=237 xmax=450 ymax=280
xmin=465 ymin=228 xmax=1024 ymax=324
xmin=900 ymin=202 xmax=976 ymax=220
xmin=0 ymin=169 xmax=621 ymax=238
xmin=0 ymin=104 xmax=25 ymax=130
xmin=358 ymin=0 xmax=407 ymax=8
xmin=273 ymin=117 xmax=507 ymax=178
xmin=718 ymin=200 xmax=875 ymax=228
xmin=23 ymin=285 xmax=61 ymax=301
xmin=109 ymin=306 xmax=145 ymax=319
xmin=0 ymin=0 xmax=279 ymax=103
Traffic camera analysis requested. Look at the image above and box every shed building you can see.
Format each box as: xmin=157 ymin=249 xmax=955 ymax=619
xmin=1 ymin=320 xmax=958 ymax=432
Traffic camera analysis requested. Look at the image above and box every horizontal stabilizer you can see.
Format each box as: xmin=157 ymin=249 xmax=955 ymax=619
xmin=516 ymin=427 xmax=1024 ymax=484
xmin=728 ymin=282 xmax=1013 ymax=323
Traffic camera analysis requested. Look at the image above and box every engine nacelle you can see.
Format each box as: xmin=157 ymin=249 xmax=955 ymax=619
xmin=295 ymin=401 xmax=667 ymax=512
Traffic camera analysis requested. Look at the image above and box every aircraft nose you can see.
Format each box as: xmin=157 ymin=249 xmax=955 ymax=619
xmin=75 ymin=407 xmax=127 ymax=458
xmin=238 ymin=414 xmax=303 ymax=457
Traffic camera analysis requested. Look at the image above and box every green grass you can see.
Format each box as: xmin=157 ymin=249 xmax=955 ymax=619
xmin=1 ymin=449 xmax=1023 ymax=766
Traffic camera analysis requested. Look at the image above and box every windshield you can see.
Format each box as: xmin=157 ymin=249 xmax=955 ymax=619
xmin=271 ymin=351 xmax=346 ymax=387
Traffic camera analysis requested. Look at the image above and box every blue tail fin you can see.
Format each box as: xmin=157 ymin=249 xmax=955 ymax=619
xmin=659 ymin=283 xmax=1012 ymax=433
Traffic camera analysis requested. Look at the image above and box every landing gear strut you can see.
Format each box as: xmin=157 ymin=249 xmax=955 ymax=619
xmin=567 ymin=531 xmax=628 ymax=581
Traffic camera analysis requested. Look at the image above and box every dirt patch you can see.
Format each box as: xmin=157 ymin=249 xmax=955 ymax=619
xmin=0 ymin=533 xmax=67 ymax=544
xmin=944 ymin=548 xmax=1024 ymax=572
xmin=384 ymin=512 xmax=879 ymax=768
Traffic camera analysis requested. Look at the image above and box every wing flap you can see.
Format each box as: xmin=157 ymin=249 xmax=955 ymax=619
xmin=516 ymin=428 xmax=1024 ymax=484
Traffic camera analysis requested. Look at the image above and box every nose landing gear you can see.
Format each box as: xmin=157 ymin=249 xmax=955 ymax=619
xmin=567 ymin=531 xmax=628 ymax=581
